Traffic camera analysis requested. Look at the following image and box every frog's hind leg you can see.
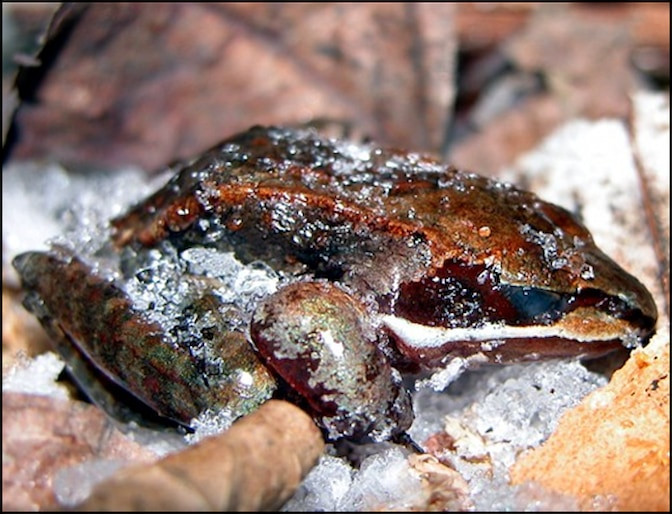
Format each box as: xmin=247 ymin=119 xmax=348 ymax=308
xmin=13 ymin=250 xmax=279 ymax=433
xmin=44 ymin=309 xmax=190 ymax=431
xmin=12 ymin=251 xmax=208 ymax=427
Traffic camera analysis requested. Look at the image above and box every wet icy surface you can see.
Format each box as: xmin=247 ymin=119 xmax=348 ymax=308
xmin=283 ymin=447 xmax=427 ymax=512
xmin=2 ymin=351 xmax=69 ymax=400
xmin=409 ymin=359 xmax=606 ymax=455
xmin=282 ymin=358 xmax=600 ymax=512
xmin=2 ymin=143 xmax=614 ymax=511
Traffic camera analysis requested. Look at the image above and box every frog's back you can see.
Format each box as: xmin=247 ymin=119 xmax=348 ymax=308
xmin=113 ymin=126 xmax=592 ymax=291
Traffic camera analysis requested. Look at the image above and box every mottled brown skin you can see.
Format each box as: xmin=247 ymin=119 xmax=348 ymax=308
xmin=112 ymin=129 xmax=603 ymax=291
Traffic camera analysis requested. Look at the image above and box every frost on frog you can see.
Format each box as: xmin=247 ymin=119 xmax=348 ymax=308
xmin=12 ymin=125 xmax=657 ymax=443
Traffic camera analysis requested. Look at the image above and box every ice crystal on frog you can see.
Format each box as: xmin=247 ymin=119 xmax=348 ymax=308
xmin=180 ymin=247 xmax=280 ymax=317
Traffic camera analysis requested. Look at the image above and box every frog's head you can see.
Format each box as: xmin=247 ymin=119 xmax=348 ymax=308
xmin=381 ymin=197 xmax=658 ymax=368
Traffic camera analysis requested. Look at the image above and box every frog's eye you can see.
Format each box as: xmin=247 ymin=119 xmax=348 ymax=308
xmin=499 ymin=285 xmax=570 ymax=323
xmin=391 ymin=272 xmax=574 ymax=329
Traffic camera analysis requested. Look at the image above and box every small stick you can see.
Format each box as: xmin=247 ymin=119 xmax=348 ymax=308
xmin=76 ymin=400 xmax=325 ymax=512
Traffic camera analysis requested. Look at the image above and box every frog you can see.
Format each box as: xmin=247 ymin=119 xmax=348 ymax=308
xmin=12 ymin=125 xmax=658 ymax=443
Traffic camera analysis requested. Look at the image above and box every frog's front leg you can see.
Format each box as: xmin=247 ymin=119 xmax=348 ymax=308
xmin=250 ymin=281 xmax=413 ymax=442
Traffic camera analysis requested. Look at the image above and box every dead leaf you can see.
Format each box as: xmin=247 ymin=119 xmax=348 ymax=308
xmin=447 ymin=3 xmax=669 ymax=175
xmin=629 ymin=92 xmax=670 ymax=319
xmin=2 ymin=392 xmax=158 ymax=511
xmin=9 ymin=3 xmax=456 ymax=172
xmin=2 ymin=288 xmax=53 ymax=368
xmin=449 ymin=94 xmax=564 ymax=177
xmin=408 ymin=453 xmax=473 ymax=512
xmin=510 ymin=334 xmax=670 ymax=512
xmin=1 ymin=2 xmax=61 ymax=145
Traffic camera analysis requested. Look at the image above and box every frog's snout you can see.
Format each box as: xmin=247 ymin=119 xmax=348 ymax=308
xmin=582 ymin=248 xmax=658 ymax=340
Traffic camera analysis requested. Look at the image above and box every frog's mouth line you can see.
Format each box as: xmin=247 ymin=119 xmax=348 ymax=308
xmin=382 ymin=313 xmax=638 ymax=346
xmin=381 ymin=311 xmax=641 ymax=366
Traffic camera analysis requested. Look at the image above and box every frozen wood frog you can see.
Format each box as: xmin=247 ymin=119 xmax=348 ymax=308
xmin=13 ymin=126 xmax=657 ymax=443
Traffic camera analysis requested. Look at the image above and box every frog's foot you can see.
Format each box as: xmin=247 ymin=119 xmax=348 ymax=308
xmin=250 ymin=280 xmax=413 ymax=442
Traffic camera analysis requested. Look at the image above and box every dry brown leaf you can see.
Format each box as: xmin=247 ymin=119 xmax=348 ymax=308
xmin=76 ymin=400 xmax=324 ymax=512
xmin=407 ymin=453 xmax=473 ymax=512
xmin=1 ymin=2 xmax=62 ymax=145
xmin=2 ymin=288 xmax=53 ymax=369
xmin=449 ymin=94 xmax=564 ymax=177
xmin=448 ymin=3 xmax=669 ymax=175
xmin=629 ymin=92 xmax=671 ymax=319
xmin=9 ymin=3 xmax=456 ymax=171
xmin=1 ymin=392 xmax=158 ymax=511
xmin=505 ymin=7 xmax=637 ymax=120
